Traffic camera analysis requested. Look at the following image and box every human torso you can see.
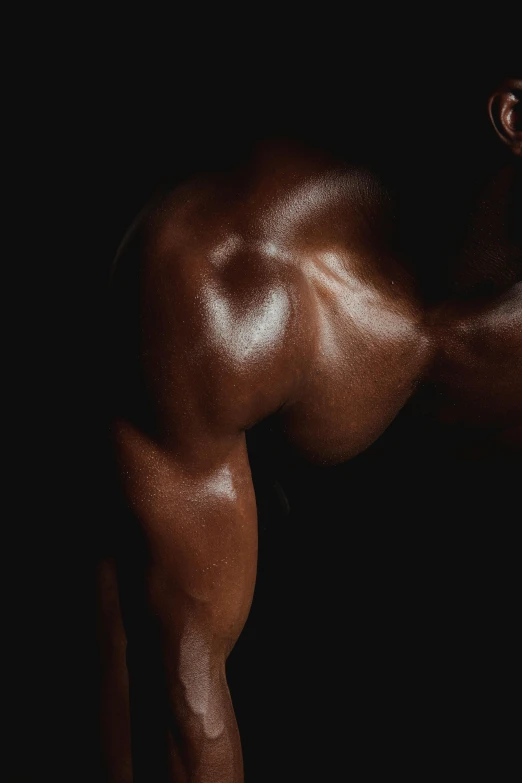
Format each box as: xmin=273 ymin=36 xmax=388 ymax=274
xmin=111 ymin=147 xmax=521 ymax=780
xmin=189 ymin=148 xmax=522 ymax=463
xmin=281 ymin=260 xmax=522 ymax=462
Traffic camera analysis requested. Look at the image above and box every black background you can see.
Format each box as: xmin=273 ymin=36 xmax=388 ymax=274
xmin=8 ymin=18 xmax=520 ymax=782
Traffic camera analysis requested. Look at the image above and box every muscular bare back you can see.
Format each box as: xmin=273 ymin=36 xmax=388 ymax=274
xmin=105 ymin=81 xmax=521 ymax=781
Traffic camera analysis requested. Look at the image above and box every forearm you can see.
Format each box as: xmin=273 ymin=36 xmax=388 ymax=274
xmin=126 ymin=636 xmax=243 ymax=783
xmin=167 ymin=671 xmax=243 ymax=783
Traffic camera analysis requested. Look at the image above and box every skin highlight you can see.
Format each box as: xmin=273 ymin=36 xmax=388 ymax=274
xmin=102 ymin=78 xmax=521 ymax=781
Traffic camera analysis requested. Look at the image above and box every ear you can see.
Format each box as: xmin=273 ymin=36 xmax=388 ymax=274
xmin=488 ymin=79 xmax=522 ymax=156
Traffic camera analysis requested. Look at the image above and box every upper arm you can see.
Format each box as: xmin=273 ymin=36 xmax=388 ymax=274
xmin=107 ymin=199 xmax=306 ymax=647
xmin=112 ymin=420 xmax=258 ymax=654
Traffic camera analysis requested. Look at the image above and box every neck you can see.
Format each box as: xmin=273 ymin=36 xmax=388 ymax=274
xmin=445 ymin=162 xmax=522 ymax=296
xmin=388 ymin=154 xmax=521 ymax=299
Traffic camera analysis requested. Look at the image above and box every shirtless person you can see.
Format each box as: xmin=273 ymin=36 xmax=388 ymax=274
xmin=105 ymin=74 xmax=521 ymax=781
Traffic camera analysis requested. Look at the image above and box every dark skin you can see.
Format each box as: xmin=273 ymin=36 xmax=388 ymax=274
xmin=104 ymin=79 xmax=521 ymax=781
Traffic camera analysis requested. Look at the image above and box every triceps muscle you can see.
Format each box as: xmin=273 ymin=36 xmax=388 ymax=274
xmin=112 ymin=419 xmax=258 ymax=659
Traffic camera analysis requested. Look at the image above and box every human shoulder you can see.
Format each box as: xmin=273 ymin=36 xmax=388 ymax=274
xmin=109 ymin=172 xmax=313 ymax=434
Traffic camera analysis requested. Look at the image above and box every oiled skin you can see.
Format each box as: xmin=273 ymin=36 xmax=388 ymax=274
xmin=106 ymin=84 xmax=521 ymax=781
